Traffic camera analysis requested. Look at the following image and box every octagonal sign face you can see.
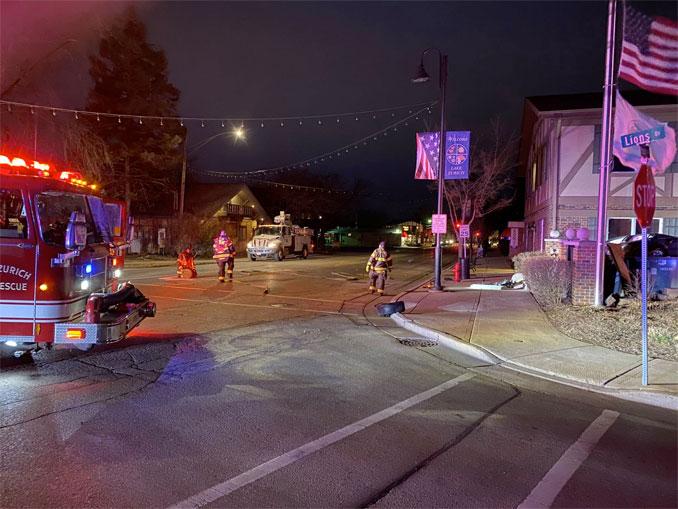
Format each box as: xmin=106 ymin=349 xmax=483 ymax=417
xmin=633 ymin=164 xmax=656 ymax=229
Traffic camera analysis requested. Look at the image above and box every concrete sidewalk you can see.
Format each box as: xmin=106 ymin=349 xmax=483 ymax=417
xmin=390 ymin=254 xmax=678 ymax=410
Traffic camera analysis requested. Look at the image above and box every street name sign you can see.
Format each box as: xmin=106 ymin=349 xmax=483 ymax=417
xmin=459 ymin=224 xmax=470 ymax=239
xmin=621 ymin=126 xmax=665 ymax=149
xmin=432 ymin=214 xmax=447 ymax=234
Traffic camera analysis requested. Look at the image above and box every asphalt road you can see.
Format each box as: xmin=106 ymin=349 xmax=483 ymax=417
xmin=1 ymin=249 xmax=676 ymax=508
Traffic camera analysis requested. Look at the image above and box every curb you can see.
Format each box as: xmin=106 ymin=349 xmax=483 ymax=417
xmin=500 ymin=361 xmax=678 ymax=411
xmin=390 ymin=312 xmax=501 ymax=366
xmin=390 ymin=311 xmax=678 ymax=411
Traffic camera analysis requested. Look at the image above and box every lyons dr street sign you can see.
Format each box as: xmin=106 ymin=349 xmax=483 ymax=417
xmin=620 ymin=126 xmax=665 ymax=149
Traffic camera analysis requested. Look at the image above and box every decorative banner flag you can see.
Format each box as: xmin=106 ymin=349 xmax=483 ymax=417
xmin=613 ymin=91 xmax=677 ymax=172
xmin=445 ymin=131 xmax=470 ymax=179
xmin=415 ymin=131 xmax=470 ymax=180
xmin=415 ymin=132 xmax=440 ymax=179
xmin=618 ymin=4 xmax=678 ymax=96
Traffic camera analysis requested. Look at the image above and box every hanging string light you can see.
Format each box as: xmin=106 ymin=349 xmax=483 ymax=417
xmin=0 ymin=99 xmax=435 ymax=129
xmin=190 ymin=102 xmax=436 ymax=179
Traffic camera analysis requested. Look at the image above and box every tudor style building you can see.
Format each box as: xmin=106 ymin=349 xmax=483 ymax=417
xmin=518 ymin=91 xmax=678 ymax=253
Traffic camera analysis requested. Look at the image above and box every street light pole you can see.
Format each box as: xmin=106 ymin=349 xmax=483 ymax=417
xmin=435 ymin=54 xmax=448 ymax=291
xmin=412 ymin=48 xmax=447 ymax=290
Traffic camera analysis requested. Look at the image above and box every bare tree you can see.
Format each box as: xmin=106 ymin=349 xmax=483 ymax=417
xmin=61 ymin=122 xmax=115 ymax=185
xmin=443 ymin=120 xmax=515 ymax=242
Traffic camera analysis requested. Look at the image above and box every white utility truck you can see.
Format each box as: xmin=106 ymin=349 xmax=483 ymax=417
xmin=246 ymin=212 xmax=314 ymax=261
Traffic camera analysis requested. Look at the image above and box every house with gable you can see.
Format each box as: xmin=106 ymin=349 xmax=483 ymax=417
xmin=184 ymin=182 xmax=271 ymax=253
xmin=518 ymin=91 xmax=678 ymax=253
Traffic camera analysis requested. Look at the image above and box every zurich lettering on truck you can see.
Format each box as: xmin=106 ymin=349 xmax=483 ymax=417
xmin=0 ymin=265 xmax=32 ymax=280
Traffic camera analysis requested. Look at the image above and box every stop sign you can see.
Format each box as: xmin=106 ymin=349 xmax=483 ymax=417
xmin=633 ymin=164 xmax=656 ymax=228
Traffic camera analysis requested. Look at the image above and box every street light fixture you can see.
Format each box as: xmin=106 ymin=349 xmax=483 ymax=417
xmin=411 ymin=47 xmax=448 ymax=291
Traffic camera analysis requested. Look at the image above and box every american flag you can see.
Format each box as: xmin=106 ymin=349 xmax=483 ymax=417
xmin=618 ymin=4 xmax=678 ymax=96
xmin=414 ymin=132 xmax=440 ymax=180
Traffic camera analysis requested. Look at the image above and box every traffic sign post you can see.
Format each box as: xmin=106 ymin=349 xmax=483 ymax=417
xmin=633 ymin=158 xmax=655 ymax=386
xmin=457 ymin=224 xmax=470 ymax=278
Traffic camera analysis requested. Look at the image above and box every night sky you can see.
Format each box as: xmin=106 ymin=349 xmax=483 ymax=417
xmin=1 ymin=1 xmax=676 ymax=219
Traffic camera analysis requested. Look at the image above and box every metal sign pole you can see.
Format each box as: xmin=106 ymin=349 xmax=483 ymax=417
xmin=641 ymin=226 xmax=648 ymax=386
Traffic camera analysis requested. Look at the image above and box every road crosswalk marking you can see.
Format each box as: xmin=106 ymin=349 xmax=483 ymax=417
xmin=518 ymin=409 xmax=620 ymax=508
xmin=168 ymin=372 xmax=476 ymax=509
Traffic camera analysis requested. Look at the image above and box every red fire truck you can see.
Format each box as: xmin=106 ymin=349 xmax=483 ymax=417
xmin=0 ymin=153 xmax=155 ymax=357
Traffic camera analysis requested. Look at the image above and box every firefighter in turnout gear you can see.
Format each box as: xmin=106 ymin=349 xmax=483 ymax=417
xmin=366 ymin=241 xmax=392 ymax=294
xmin=213 ymin=230 xmax=236 ymax=282
xmin=177 ymin=248 xmax=198 ymax=278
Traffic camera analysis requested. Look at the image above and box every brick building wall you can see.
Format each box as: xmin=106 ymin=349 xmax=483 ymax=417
xmin=558 ymin=238 xmax=596 ymax=305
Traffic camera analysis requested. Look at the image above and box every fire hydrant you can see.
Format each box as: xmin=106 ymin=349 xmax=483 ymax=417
xmin=453 ymin=262 xmax=461 ymax=282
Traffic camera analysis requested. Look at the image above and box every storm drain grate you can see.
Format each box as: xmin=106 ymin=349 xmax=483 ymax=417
xmin=398 ymin=337 xmax=438 ymax=348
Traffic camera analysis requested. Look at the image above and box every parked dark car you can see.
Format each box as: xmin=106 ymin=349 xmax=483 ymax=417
xmin=606 ymin=233 xmax=678 ymax=297
xmin=616 ymin=233 xmax=678 ymax=258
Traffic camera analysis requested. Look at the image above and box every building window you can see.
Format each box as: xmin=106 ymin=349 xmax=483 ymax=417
xmin=608 ymin=217 xmax=663 ymax=238
xmin=664 ymin=218 xmax=678 ymax=236
xmin=531 ymin=144 xmax=547 ymax=192
xmin=593 ymin=124 xmax=601 ymax=174
xmin=531 ymin=162 xmax=537 ymax=192
xmin=608 ymin=218 xmax=632 ymax=238
xmin=588 ymin=217 xmax=598 ymax=241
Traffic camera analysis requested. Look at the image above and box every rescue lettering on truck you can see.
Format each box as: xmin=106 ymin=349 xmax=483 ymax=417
xmin=0 ymin=154 xmax=155 ymax=357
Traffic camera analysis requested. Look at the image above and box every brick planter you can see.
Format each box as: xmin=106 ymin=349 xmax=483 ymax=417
xmin=558 ymin=239 xmax=596 ymax=305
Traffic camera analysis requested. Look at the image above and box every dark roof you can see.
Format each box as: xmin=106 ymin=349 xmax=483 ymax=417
xmin=526 ymin=90 xmax=677 ymax=113
xmin=184 ymin=183 xmax=248 ymax=217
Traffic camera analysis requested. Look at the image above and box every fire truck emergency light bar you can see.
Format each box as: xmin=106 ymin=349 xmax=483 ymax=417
xmin=0 ymin=154 xmax=97 ymax=189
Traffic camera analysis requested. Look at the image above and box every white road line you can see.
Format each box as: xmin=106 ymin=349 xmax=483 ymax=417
xmin=518 ymin=409 xmax=620 ymax=509
xmin=169 ymin=372 xmax=475 ymax=509
xmin=156 ymin=295 xmax=359 ymax=316
xmin=137 ymin=282 xmax=345 ymax=304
